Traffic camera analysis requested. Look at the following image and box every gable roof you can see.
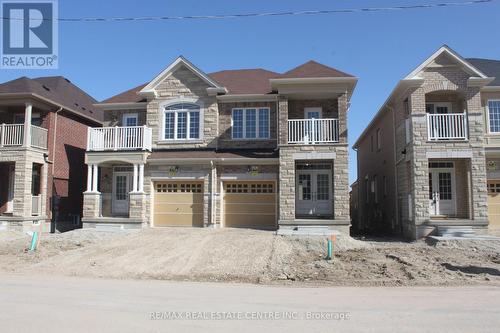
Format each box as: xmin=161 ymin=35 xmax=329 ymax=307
xmin=466 ymin=58 xmax=500 ymax=86
xmin=404 ymin=45 xmax=488 ymax=80
xmin=0 ymin=76 xmax=102 ymax=122
xmin=208 ymin=69 xmax=279 ymax=94
xmin=280 ymin=60 xmax=354 ymax=79
xmin=139 ymin=56 xmax=224 ymax=94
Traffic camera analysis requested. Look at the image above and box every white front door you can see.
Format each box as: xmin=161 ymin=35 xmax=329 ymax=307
xmin=296 ymin=169 xmax=333 ymax=217
xmin=6 ymin=165 xmax=15 ymax=213
xmin=429 ymin=167 xmax=456 ymax=216
xmin=112 ymin=172 xmax=132 ymax=215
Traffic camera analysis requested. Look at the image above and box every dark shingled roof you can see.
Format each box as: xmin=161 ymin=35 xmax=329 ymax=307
xmin=102 ymin=83 xmax=148 ymax=104
xmin=467 ymin=58 xmax=500 ymax=86
xmin=209 ymin=69 xmax=278 ymax=94
xmin=102 ymin=60 xmax=354 ymax=103
xmin=0 ymin=76 xmax=102 ymax=122
xmin=280 ymin=60 xmax=354 ymax=79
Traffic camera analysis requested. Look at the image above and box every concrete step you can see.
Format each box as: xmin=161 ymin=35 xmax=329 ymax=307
xmin=437 ymin=226 xmax=475 ymax=237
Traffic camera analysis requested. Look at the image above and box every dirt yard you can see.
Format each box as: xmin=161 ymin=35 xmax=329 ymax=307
xmin=1 ymin=228 xmax=500 ymax=286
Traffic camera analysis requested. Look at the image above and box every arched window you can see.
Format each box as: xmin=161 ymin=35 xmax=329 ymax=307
xmin=163 ymin=102 xmax=201 ymax=140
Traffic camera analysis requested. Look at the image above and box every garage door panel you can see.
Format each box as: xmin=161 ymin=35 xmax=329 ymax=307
xmin=224 ymin=202 xmax=275 ymax=215
xmin=487 ymin=181 xmax=500 ymax=230
xmin=153 ymin=181 xmax=204 ymax=227
xmin=223 ymin=181 xmax=276 ymax=230
xmin=154 ymin=213 xmax=204 ymax=227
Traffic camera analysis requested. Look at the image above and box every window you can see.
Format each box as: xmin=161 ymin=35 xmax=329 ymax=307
xmin=488 ymin=182 xmax=500 ymax=194
xmin=232 ymin=108 xmax=270 ymax=139
xmin=163 ymin=103 xmax=201 ymax=140
xmin=376 ymin=129 xmax=381 ymax=150
xmin=426 ymin=103 xmax=452 ymax=114
xmin=370 ymin=135 xmax=374 ymax=152
xmin=383 ymin=176 xmax=387 ymax=197
xmin=373 ymin=175 xmax=379 ymax=204
xmin=404 ymin=98 xmax=410 ymax=116
xmin=488 ymin=100 xmax=500 ymax=133
xmin=123 ymin=114 xmax=138 ymax=127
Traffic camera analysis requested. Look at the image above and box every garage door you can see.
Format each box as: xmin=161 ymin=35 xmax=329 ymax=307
xmin=487 ymin=181 xmax=500 ymax=230
xmin=154 ymin=181 xmax=204 ymax=227
xmin=223 ymin=181 xmax=277 ymax=230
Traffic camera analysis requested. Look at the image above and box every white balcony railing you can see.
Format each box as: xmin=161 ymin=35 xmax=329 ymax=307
xmin=31 ymin=125 xmax=48 ymax=149
xmin=0 ymin=124 xmax=24 ymax=147
xmin=0 ymin=124 xmax=49 ymax=149
xmin=427 ymin=112 xmax=468 ymax=141
xmin=288 ymin=118 xmax=339 ymax=144
xmin=87 ymin=126 xmax=152 ymax=151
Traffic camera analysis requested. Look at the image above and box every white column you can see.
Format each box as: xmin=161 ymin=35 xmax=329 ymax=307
xmin=23 ymin=103 xmax=32 ymax=147
xmin=132 ymin=164 xmax=138 ymax=192
xmin=92 ymin=164 xmax=99 ymax=192
xmin=86 ymin=165 xmax=92 ymax=192
xmin=138 ymin=164 xmax=144 ymax=192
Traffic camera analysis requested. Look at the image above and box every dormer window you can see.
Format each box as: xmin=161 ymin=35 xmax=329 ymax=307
xmin=163 ymin=102 xmax=201 ymax=140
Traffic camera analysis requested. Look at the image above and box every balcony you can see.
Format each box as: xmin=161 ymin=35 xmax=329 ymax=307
xmin=87 ymin=126 xmax=152 ymax=152
xmin=0 ymin=124 xmax=48 ymax=149
xmin=427 ymin=113 xmax=468 ymax=141
xmin=288 ymin=118 xmax=339 ymax=144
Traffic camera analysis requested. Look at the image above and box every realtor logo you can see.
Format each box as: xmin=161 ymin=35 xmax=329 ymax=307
xmin=1 ymin=0 xmax=58 ymax=69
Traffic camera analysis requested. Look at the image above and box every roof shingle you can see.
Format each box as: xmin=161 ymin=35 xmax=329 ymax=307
xmin=466 ymin=58 xmax=500 ymax=86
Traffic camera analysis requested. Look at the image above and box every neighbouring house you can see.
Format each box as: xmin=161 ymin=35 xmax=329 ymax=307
xmin=352 ymin=45 xmax=500 ymax=239
xmin=82 ymin=56 xmax=357 ymax=233
xmin=0 ymin=76 xmax=102 ymax=231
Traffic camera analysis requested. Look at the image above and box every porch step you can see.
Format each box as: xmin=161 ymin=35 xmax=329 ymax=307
xmin=437 ymin=226 xmax=475 ymax=237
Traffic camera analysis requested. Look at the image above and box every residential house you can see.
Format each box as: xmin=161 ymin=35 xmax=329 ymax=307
xmin=82 ymin=57 xmax=357 ymax=233
xmin=0 ymin=76 xmax=102 ymax=231
xmin=352 ymin=45 xmax=499 ymax=239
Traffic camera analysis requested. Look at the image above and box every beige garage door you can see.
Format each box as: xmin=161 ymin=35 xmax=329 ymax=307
xmin=223 ymin=181 xmax=277 ymax=230
xmin=488 ymin=181 xmax=500 ymax=230
xmin=154 ymin=181 xmax=204 ymax=227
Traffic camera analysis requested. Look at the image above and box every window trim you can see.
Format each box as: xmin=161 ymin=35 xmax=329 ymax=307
xmin=487 ymin=100 xmax=500 ymax=134
xmin=159 ymin=99 xmax=204 ymax=142
xmin=376 ymin=128 xmax=382 ymax=151
xmin=231 ymin=107 xmax=270 ymax=140
xmin=122 ymin=113 xmax=138 ymax=127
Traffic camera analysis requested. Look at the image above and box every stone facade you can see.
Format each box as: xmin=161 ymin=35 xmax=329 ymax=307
xmin=355 ymin=51 xmax=490 ymax=239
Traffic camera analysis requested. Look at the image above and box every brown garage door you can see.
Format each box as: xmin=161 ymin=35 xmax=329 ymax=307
xmin=154 ymin=181 xmax=204 ymax=227
xmin=223 ymin=181 xmax=277 ymax=230
xmin=487 ymin=181 xmax=500 ymax=230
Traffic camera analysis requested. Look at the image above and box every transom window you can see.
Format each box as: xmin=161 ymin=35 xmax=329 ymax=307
xmin=225 ymin=182 xmax=274 ymax=194
xmin=488 ymin=100 xmax=500 ymax=133
xmin=488 ymin=182 xmax=500 ymax=194
xmin=232 ymin=108 xmax=270 ymax=139
xmin=163 ymin=103 xmax=201 ymax=140
xmin=156 ymin=182 xmax=202 ymax=193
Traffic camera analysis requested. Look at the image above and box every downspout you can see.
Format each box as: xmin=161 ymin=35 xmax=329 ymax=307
xmin=210 ymin=160 xmax=216 ymax=227
xmin=389 ymin=105 xmax=401 ymax=236
xmin=49 ymin=107 xmax=63 ymax=233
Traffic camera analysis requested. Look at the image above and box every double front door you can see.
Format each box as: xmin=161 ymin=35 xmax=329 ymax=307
xmin=429 ymin=166 xmax=456 ymax=216
xmin=296 ymin=168 xmax=332 ymax=217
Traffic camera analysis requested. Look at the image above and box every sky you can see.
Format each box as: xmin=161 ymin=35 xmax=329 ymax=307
xmin=1 ymin=0 xmax=499 ymax=183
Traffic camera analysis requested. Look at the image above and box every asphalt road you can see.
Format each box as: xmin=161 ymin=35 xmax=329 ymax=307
xmin=1 ymin=275 xmax=499 ymax=333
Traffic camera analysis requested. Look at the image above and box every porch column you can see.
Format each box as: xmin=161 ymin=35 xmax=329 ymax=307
xmin=86 ymin=164 xmax=93 ymax=192
xmin=92 ymin=164 xmax=99 ymax=192
xmin=23 ymin=103 xmax=32 ymax=147
xmin=132 ymin=164 xmax=138 ymax=192
xmin=138 ymin=164 xmax=144 ymax=192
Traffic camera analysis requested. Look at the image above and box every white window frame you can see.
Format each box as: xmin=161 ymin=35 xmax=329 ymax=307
xmin=122 ymin=113 xmax=138 ymax=127
xmin=376 ymin=128 xmax=382 ymax=151
xmin=486 ymin=100 xmax=500 ymax=134
xmin=160 ymin=99 xmax=204 ymax=142
xmin=304 ymin=107 xmax=322 ymax=119
xmin=231 ymin=107 xmax=270 ymax=140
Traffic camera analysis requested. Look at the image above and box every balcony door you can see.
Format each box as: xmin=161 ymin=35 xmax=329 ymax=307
xmin=426 ymin=102 xmax=452 ymax=114
xmin=429 ymin=163 xmax=456 ymax=216
xmin=304 ymin=107 xmax=322 ymax=143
